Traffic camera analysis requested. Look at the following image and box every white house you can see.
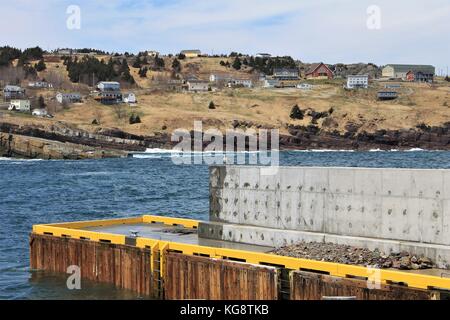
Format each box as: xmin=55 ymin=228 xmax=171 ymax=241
xmin=346 ymin=75 xmax=369 ymax=89
xmin=209 ymin=73 xmax=233 ymax=83
xmin=3 ymin=85 xmax=26 ymax=99
xmin=297 ymin=83 xmax=313 ymax=90
xmin=8 ymin=99 xmax=31 ymax=112
xmin=256 ymin=53 xmax=272 ymax=58
xmin=56 ymin=92 xmax=82 ymax=104
xmin=147 ymin=50 xmax=159 ymax=57
xmin=228 ymin=79 xmax=253 ymax=88
xmin=186 ymin=81 xmax=209 ymax=92
xmin=32 ymin=108 xmax=49 ymax=117
xmin=123 ymin=93 xmax=137 ymax=104
xmin=97 ymin=81 xmax=121 ymax=92
xmin=28 ymin=81 xmax=53 ymax=89
xmin=263 ymin=79 xmax=280 ymax=88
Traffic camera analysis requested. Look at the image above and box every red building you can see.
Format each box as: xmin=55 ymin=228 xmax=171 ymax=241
xmin=305 ymin=62 xmax=334 ymax=79
xmin=406 ymin=71 xmax=415 ymax=81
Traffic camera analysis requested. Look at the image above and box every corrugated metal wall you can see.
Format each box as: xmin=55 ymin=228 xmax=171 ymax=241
xmin=30 ymin=234 xmax=152 ymax=296
xmin=164 ymin=252 xmax=279 ymax=300
xmin=290 ymin=271 xmax=438 ymax=300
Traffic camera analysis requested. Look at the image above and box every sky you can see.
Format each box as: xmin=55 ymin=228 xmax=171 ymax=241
xmin=0 ymin=0 xmax=449 ymax=73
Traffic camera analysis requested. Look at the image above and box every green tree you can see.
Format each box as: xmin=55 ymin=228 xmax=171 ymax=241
xmin=232 ymin=57 xmax=242 ymax=70
xmin=172 ymin=58 xmax=181 ymax=73
xmin=35 ymin=58 xmax=47 ymax=71
xmin=38 ymin=95 xmax=46 ymax=108
xmin=132 ymin=58 xmax=141 ymax=68
xmin=290 ymin=105 xmax=304 ymax=120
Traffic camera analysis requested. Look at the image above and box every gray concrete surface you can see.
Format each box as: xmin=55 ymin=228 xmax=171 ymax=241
xmin=203 ymin=165 xmax=450 ymax=268
xmin=84 ymin=223 xmax=273 ymax=252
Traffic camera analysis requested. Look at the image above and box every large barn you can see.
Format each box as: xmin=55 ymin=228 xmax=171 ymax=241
xmin=382 ymin=64 xmax=435 ymax=82
xmin=305 ymin=63 xmax=334 ymax=80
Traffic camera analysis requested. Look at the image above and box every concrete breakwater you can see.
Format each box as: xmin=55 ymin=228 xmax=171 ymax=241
xmin=203 ymin=166 xmax=450 ymax=268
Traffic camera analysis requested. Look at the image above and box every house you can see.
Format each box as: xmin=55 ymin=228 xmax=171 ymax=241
xmin=297 ymin=83 xmax=313 ymax=90
xmin=381 ymin=64 xmax=435 ymax=82
xmin=147 ymin=50 xmax=159 ymax=57
xmin=180 ymin=50 xmax=201 ymax=58
xmin=123 ymin=93 xmax=137 ymax=104
xmin=28 ymin=81 xmax=53 ymax=89
xmin=385 ymin=84 xmax=401 ymax=89
xmin=346 ymin=75 xmax=369 ymax=89
xmin=32 ymin=109 xmax=50 ymax=117
xmin=305 ymin=63 xmax=334 ymax=79
xmin=56 ymin=92 xmax=82 ymax=104
xmin=186 ymin=80 xmax=209 ymax=92
xmin=94 ymin=91 xmax=123 ymax=104
xmin=255 ymin=53 xmax=272 ymax=59
xmin=263 ymin=79 xmax=280 ymax=88
xmin=406 ymin=70 xmax=434 ymax=83
xmin=8 ymin=99 xmax=31 ymax=112
xmin=209 ymin=73 xmax=233 ymax=83
xmin=228 ymin=79 xmax=253 ymax=88
xmin=3 ymin=85 xmax=26 ymax=100
xmin=377 ymin=91 xmax=398 ymax=100
xmin=273 ymin=68 xmax=299 ymax=80
xmin=97 ymin=81 xmax=121 ymax=92
xmin=56 ymin=49 xmax=75 ymax=55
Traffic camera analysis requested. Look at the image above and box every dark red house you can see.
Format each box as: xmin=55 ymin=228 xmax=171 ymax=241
xmin=305 ymin=62 xmax=334 ymax=79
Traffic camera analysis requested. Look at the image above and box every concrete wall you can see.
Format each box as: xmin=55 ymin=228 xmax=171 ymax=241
xmin=204 ymin=166 xmax=450 ymax=267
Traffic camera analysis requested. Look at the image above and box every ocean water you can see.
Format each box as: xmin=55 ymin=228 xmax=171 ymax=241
xmin=0 ymin=150 xmax=449 ymax=300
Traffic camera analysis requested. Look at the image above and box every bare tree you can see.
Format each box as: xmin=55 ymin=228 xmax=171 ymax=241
xmin=0 ymin=66 xmax=25 ymax=85
xmin=113 ymin=104 xmax=127 ymax=120
xmin=45 ymin=70 xmax=65 ymax=89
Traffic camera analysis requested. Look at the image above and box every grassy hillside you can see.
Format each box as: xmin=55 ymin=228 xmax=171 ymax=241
xmin=2 ymin=54 xmax=449 ymax=139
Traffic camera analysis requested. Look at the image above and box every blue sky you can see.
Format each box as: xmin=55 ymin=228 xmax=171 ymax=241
xmin=0 ymin=0 xmax=449 ymax=73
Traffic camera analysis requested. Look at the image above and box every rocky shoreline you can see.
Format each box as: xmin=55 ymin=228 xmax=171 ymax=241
xmin=1 ymin=120 xmax=449 ymax=160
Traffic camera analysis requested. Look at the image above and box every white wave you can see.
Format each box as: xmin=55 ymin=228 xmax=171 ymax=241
xmin=142 ymin=149 xmax=262 ymax=155
xmin=406 ymin=148 xmax=425 ymax=152
xmin=0 ymin=157 xmax=43 ymax=162
xmin=61 ymin=171 xmax=112 ymax=176
xmin=144 ymin=148 xmax=180 ymax=154
xmin=290 ymin=149 xmax=355 ymax=153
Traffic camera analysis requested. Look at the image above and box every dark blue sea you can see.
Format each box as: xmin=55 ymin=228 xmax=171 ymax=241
xmin=1 ymin=150 xmax=449 ymax=299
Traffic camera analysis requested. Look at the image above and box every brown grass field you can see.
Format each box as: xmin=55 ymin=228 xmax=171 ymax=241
xmin=2 ymin=56 xmax=449 ymax=138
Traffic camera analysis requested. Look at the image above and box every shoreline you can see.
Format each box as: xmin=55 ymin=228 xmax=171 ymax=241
xmin=1 ymin=120 xmax=449 ymax=160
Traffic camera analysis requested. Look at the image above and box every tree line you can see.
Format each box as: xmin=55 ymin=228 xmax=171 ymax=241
xmin=63 ymin=56 xmax=135 ymax=86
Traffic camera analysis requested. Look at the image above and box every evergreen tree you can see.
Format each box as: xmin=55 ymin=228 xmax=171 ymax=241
xmin=132 ymin=58 xmax=141 ymax=68
xmin=172 ymin=58 xmax=181 ymax=73
xmin=35 ymin=58 xmax=47 ymax=71
xmin=38 ymin=95 xmax=46 ymax=108
xmin=290 ymin=105 xmax=304 ymax=120
xmin=232 ymin=57 xmax=242 ymax=70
